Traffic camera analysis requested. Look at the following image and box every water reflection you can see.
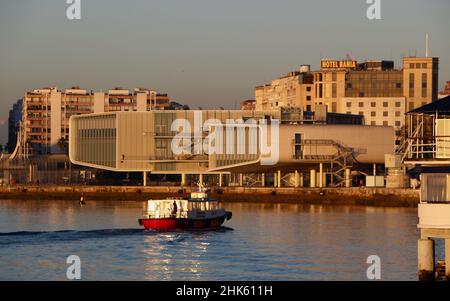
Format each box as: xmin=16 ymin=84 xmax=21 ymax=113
xmin=0 ymin=199 xmax=424 ymax=280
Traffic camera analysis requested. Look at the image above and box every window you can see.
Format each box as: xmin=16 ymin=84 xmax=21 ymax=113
xmin=422 ymin=73 xmax=427 ymax=98
xmin=371 ymin=102 xmax=376 ymax=107
xmin=346 ymin=83 xmax=353 ymax=89
xmin=409 ymin=102 xmax=414 ymax=111
xmin=371 ymin=121 xmax=376 ymax=126
xmin=383 ymin=111 xmax=388 ymax=117
xmin=359 ymin=92 xmax=365 ymax=97
xmin=346 ymin=111 xmax=352 ymax=115
xmin=383 ymin=102 xmax=388 ymax=107
xmin=294 ymin=133 xmax=302 ymax=159
xmin=396 ymin=83 xmax=402 ymax=89
xmin=409 ymin=73 xmax=415 ymax=97
xmin=383 ymin=121 xmax=389 ymax=126
xmin=395 ymin=111 xmax=401 ymax=117
xmin=409 ymin=63 xmax=414 ymax=69
xmin=306 ymin=96 xmax=311 ymax=101
xmin=346 ymin=102 xmax=352 ymax=108
xmin=395 ymin=102 xmax=401 ymax=107
xmin=415 ymin=63 xmax=421 ymax=68
xmin=422 ymin=63 xmax=427 ymax=68
xmin=371 ymin=111 xmax=376 ymax=117
xmin=395 ymin=121 xmax=401 ymax=127
xmin=358 ymin=102 xmax=364 ymax=107
xmin=306 ymin=87 xmax=312 ymax=92
xmin=306 ymin=105 xmax=311 ymax=111
xmin=359 ymin=112 xmax=364 ymax=116
xmin=332 ymin=73 xmax=337 ymax=82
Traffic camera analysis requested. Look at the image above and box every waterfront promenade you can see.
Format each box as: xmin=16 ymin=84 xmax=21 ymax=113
xmin=0 ymin=186 xmax=419 ymax=207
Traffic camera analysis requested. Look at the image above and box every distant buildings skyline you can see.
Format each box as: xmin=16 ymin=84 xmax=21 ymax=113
xmin=1 ymin=0 xmax=449 ymax=135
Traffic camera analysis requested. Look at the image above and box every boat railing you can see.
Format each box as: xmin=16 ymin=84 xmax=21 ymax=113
xmin=143 ymin=211 xmax=188 ymax=219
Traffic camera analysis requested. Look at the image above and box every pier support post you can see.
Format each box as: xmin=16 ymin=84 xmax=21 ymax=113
xmin=199 ymin=174 xmax=204 ymax=185
xmin=319 ymin=163 xmax=324 ymax=188
xmin=277 ymin=170 xmax=281 ymax=188
xmin=181 ymin=173 xmax=187 ymax=187
xmin=239 ymin=173 xmax=243 ymax=187
xmin=299 ymin=173 xmax=304 ymax=187
xmin=446 ymin=239 xmax=450 ymax=281
xmin=143 ymin=171 xmax=148 ymax=187
xmin=294 ymin=170 xmax=299 ymax=188
xmin=345 ymin=168 xmax=351 ymax=188
xmin=418 ymin=238 xmax=435 ymax=281
xmin=262 ymin=173 xmax=265 ymax=187
xmin=310 ymin=170 xmax=316 ymax=188
xmin=273 ymin=173 xmax=277 ymax=188
xmin=219 ymin=174 xmax=223 ymax=187
xmin=373 ymin=163 xmax=377 ymax=176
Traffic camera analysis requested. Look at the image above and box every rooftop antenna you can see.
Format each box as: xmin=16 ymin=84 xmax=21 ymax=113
xmin=425 ymin=33 xmax=429 ymax=57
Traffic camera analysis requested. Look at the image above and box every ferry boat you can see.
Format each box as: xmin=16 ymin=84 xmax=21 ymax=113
xmin=138 ymin=184 xmax=232 ymax=230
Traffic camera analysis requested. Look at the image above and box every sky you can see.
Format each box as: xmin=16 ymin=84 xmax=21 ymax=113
xmin=0 ymin=0 xmax=449 ymax=144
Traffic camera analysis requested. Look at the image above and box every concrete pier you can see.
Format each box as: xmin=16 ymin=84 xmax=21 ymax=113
xmin=219 ymin=174 xmax=223 ymax=187
xmin=345 ymin=169 xmax=351 ymax=188
xmin=310 ymin=170 xmax=316 ymax=188
xmin=143 ymin=172 xmax=148 ymax=187
xmin=319 ymin=164 xmax=324 ymax=188
xmin=418 ymin=238 xmax=435 ymax=281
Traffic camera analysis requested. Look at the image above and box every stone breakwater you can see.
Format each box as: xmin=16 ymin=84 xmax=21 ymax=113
xmin=0 ymin=186 xmax=420 ymax=207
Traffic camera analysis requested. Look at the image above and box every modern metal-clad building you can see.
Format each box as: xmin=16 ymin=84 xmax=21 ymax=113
xmin=69 ymin=110 xmax=394 ymax=189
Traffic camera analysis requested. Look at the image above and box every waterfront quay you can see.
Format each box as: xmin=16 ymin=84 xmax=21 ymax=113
xmin=0 ymin=185 xmax=419 ymax=207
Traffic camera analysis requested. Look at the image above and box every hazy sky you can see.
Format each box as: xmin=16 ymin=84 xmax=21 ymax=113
xmin=0 ymin=0 xmax=449 ymax=143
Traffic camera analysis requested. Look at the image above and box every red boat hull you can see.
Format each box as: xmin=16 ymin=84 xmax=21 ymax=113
xmin=139 ymin=213 xmax=231 ymax=231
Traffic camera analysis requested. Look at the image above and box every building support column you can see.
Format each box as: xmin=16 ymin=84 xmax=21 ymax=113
xmin=345 ymin=168 xmax=351 ymax=188
xmin=310 ymin=170 xmax=316 ymax=188
xmin=319 ymin=163 xmax=324 ymax=188
xmin=446 ymin=239 xmax=450 ymax=281
xmin=219 ymin=174 xmax=223 ymax=187
xmin=273 ymin=173 xmax=277 ymax=188
xmin=239 ymin=173 xmax=243 ymax=187
xmin=294 ymin=170 xmax=299 ymax=188
xmin=143 ymin=171 xmax=147 ymax=187
xmin=181 ymin=173 xmax=187 ymax=187
xmin=299 ymin=173 xmax=304 ymax=188
xmin=199 ymin=174 xmax=204 ymax=185
xmin=277 ymin=170 xmax=281 ymax=188
xmin=418 ymin=238 xmax=435 ymax=281
xmin=373 ymin=163 xmax=377 ymax=176
xmin=261 ymin=173 xmax=265 ymax=187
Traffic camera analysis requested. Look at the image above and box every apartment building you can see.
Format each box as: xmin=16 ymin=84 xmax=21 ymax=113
xmin=438 ymin=81 xmax=450 ymax=99
xmin=6 ymin=99 xmax=22 ymax=153
xmin=255 ymin=65 xmax=314 ymax=111
xmin=18 ymin=87 xmax=174 ymax=155
xmin=241 ymin=100 xmax=256 ymax=110
xmin=255 ymin=57 xmax=439 ymax=132
xmin=403 ymin=57 xmax=439 ymax=110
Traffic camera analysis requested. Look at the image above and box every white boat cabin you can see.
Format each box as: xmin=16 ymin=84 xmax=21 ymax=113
xmin=143 ymin=198 xmax=225 ymax=219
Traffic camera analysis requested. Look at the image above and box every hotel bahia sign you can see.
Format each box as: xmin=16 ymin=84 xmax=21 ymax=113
xmin=321 ymin=60 xmax=357 ymax=69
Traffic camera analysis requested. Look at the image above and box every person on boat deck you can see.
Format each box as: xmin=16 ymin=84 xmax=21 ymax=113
xmin=171 ymin=201 xmax=178 ymax=218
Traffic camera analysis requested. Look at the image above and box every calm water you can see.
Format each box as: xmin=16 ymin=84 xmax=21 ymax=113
xmin=0 ymin=199 xmax=437 ymax=281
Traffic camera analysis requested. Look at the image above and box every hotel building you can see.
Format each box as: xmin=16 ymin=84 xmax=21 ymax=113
xmin=18 ymin=87 xmax=175 ymax=155
xmin=255 ymin=57 xmax=439 ymax=134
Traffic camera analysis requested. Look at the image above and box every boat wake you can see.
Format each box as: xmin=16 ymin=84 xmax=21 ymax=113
xmin=0 ymin=227 xmax=233 ymax=246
